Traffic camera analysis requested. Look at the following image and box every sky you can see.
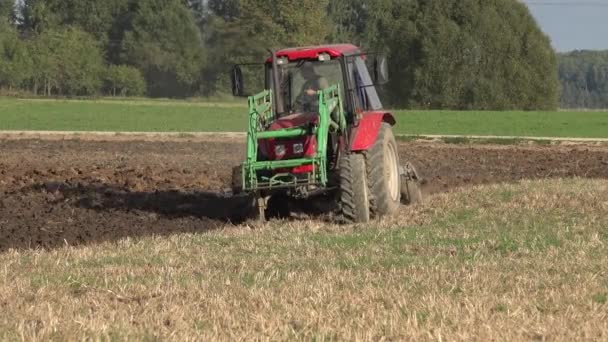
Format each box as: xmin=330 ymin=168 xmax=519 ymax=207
xmin=523 ymin=0 xmax=608 ymax=52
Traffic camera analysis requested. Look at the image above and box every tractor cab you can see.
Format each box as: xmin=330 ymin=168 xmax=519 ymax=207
xmin=233 ymin=44 xmax=388 ymax=121
xmin=231 ymin=44 xmax=421 ymax=222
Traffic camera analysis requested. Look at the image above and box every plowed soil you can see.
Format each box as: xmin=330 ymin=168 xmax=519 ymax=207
xmin=1 ymin=136 xmax=608 ymax=251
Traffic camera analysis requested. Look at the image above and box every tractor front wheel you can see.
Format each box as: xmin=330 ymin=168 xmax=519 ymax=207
xmin=366 ymin=123 xmax=401 ymax=217
xmin=339 ymin=153 xmax=370 ymax=223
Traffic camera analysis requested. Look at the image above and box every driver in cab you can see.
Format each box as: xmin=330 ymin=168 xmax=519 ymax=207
xmin=296 ymin=62 xmax=329 ymax=112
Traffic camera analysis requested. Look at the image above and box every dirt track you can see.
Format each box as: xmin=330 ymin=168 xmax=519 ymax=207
xmin=1 ymin=137 xmax=608 ymax=251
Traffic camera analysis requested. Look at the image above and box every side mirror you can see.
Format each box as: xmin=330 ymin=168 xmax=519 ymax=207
xmin=231 ymin=65 xmax=246 ymax=97
xmin=373 ymin=55 xmax=389 ymax=85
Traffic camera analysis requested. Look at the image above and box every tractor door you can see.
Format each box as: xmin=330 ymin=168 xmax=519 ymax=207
xmin=344 ymin=56 xmax=384 ymax=117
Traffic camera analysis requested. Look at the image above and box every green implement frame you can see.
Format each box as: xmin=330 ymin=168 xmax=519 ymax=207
xmin=242 ymin=84 xmax=346 ymax=192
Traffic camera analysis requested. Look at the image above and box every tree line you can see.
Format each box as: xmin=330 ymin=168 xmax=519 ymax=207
xmin=558 ymin=50 xmax=608 ymax=109
xmin=0 ymin=0 xmax=559 ymax=110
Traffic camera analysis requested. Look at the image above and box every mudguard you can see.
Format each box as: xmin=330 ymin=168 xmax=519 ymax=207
xmin=349 ymin=112 xmax=396 ymax=151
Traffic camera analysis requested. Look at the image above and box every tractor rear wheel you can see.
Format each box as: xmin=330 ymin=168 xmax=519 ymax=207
xmin=366 ymin=123 xmax=401 ymax=217
xmin=339 ymin=153 xmax=370 ymax=223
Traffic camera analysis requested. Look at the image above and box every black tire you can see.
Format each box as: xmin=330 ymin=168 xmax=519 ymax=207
xmin=339 ymin=153 xmax=370 ymax=223
xmin=366 ymin=123 xmax=401 ymax=217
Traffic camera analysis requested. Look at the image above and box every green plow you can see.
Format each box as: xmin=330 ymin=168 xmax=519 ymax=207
xmin=242 ymin=84 xmax=346 ymax=192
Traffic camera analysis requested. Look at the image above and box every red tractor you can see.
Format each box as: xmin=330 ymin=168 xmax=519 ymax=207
xmin=231 ymin=44 xmax=421 ymax=223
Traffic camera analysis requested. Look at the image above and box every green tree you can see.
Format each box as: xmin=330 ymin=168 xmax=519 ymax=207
xmin=558 ymin=50 xmax=608 ymax=108
xmin=122 ymin=0 xmax=204 ymax=97
xmin=27 ymin=29 xmax=57 ymax=95
xmin=8 ymin=0 xmax=560 ymax=108
xmin=239 ymin=0 xmax=330 ymax=48
xmin=208 ymin=0 xmax=240 ymax=21
xmin=105 ymin=65 xmax=146 ymax=97
xmin=0 ymin=23 xmax=33 ymax=90
xmin=19 ymin=0 xmax=130 ymax=64
xmin=364 ymin=0 xmax=420 ymax=107
xmin=19 ymin=0 xmax=60 ymax=33
xmin=56 ymin=28 xmax=105 ymax=95
xmin=327 ymin=0 xmax=368 ymax=44
xmin=21 ymin=0 xmax=127 ymax=37
xmin=366 ymin=0 xmax=558 ymax=110
xmin=199 ymin=0 xmax=331 ymax=95
xmin=28 ymin=28 xmax=104 ymax=96
xmin=0 ymin=0 xmax=14 ymax=23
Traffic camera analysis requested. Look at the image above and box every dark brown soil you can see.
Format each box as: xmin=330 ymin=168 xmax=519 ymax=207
xmin=401 ymin=143 xmax=608 ymax=194
xmin=1 ymin=138 xmax=608 ymax=251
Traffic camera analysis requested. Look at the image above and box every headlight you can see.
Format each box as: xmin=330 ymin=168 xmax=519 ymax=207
xmin=275 ymin=144 xmax=286 ymax=157
xmin=293 ymin=143 xmax=304 ymax=154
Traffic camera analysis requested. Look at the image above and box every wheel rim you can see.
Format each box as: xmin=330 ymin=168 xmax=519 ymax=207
xmin=385 ymin=142 xmax=400 ymax=202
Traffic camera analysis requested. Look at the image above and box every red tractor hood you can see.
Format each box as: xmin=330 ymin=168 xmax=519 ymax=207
xmin=268 ymin=112 xmax=319 ymax=131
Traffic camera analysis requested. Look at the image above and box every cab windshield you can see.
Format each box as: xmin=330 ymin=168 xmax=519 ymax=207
xmin=267 ymin=59 xmax=345 ymax=114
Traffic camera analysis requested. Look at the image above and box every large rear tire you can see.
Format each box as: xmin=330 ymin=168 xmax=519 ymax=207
xmin=339 ymin=153 xmax=370 ymax=223
xmin=366 ymin=123 xmax=401 ymax=217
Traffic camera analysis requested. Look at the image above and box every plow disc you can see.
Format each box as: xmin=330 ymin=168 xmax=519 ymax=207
xmin=400 ymin=162 xmax=423 ymax=205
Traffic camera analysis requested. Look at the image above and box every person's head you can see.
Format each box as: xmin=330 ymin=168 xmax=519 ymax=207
xmin=301 ymin=62 xmax=317 ymax=80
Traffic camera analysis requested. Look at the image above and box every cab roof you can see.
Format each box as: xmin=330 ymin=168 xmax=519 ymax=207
xmin=274 ymin=44 xmax=360 ymax=61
